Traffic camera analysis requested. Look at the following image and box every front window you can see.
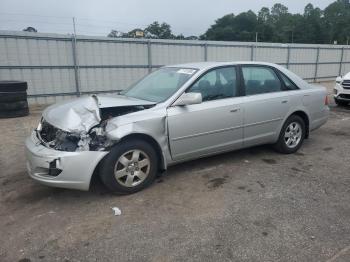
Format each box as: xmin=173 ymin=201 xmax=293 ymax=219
xmin=187 ymin=66 xmax=238 ymax=101
xmin=122 ymin=67 xmax=197 ymax=102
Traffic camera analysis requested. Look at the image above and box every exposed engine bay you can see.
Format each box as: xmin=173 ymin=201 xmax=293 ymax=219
xmin=37 ymin=104 xmax=153 ymax=152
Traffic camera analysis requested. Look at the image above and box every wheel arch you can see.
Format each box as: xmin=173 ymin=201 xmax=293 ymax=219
xmin=288 ymin=110 xmax=310 ymax=138
xmin=117 ymin=133 xmax=166 ymax=172
xmin=89 ymin=132 xmax=166 ymax=190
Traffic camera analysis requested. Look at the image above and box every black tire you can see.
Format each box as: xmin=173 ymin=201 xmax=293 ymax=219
xmin=0 ymin=92 xmax=27 ymax=102
xmin=274 ymin=115 xmax=306 ymax=154
xmin=0 ymin=100 xmax=28 ymax=111
xmin=0 ymin=81 xmax=27 ymax=92
xmin=334 ymin=98 xmax=348 ymax=106
xmin=99 ymin=139 xmax=158 ymax=194
xmin=0 ymin=107 xmax=29 ymax=119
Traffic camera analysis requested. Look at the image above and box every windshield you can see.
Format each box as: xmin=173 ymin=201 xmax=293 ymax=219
xmin=122 ymin=67 xmax=197 ymax=102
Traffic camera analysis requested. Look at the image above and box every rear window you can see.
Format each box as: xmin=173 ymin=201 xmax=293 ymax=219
xmin=242 ymin=66 xmax=282 ymax=95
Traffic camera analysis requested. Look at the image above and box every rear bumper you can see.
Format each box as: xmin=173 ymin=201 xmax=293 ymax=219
xmin=25 ymin=131 xmax=108 ymax=191
xmin=310 ymin=107 xmax=329 ymax=132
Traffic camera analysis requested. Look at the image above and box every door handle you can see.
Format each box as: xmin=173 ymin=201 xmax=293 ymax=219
xmin=281 ymin=100 xmax=288 ymax=104
xmin=230 ymin=108 xmax=240 ymax=113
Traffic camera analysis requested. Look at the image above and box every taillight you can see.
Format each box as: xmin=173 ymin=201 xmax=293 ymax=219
xmin=324 ymin=95 xmax=329 ymax=106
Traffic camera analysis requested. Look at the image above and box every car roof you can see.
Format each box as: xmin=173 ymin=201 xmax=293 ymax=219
xmin=166 ymin=61 xmax=280 ymax=70
xmin=165 ymin=61 xmax=310 ymax=90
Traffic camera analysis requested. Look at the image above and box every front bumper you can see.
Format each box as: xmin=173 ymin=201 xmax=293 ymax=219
xmin=334 ymin=83 xmax=350 ymax=101
xmin=25 ymin=131 xmax=108 ymax=191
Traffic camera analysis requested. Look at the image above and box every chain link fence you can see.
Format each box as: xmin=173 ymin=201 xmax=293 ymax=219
xmin=0 ymin=30 xmax=349 ymax=104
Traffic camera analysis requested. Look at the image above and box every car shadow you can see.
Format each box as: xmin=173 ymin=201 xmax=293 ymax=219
xmin=5 ymin=144 xmax=300 ymax=205
xmin=329 ymin=104 xmax=350 ymax=113
xmin=165 ymin=145 xmax=276 ymax=177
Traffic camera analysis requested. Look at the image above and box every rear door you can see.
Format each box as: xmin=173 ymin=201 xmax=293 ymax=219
xmin=167 ymin=66 xmax=244 ymax=161
xmin=240 ymin=65 xmax=291 ymax=147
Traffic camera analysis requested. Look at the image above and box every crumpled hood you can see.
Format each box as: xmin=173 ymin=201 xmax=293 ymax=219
xmin=42 ymin=95 xmax=155 ymax=133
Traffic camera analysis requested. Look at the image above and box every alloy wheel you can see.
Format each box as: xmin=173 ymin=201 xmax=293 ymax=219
xmin=114 ymin=149 xmax=151 ymax=187
xmin=284 ymin=122 xmax=302 ymax=148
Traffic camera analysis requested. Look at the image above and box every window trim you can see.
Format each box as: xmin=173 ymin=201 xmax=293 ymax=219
xmin=183 ymin=65 xmax=243 ymax=103
xmin=238 ymin=64 xmax=299 ymax=97
xmin=122 ymin=66 xmax=199 ymax=103
xmin=276 ymin=70 xmax=300 ymax=91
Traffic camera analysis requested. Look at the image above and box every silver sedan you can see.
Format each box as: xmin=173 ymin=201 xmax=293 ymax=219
xmin=26 ymin=62 xmax=329 ymax=194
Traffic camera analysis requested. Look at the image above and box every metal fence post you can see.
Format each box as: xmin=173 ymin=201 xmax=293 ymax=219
xmin=204 ymin=43 xmax=208 ymax=61
xmin=339 ymin=47 xmax=344 ymax=76
xmin=314 ymin=47 xmax=320 ymax=82
xmin=71 ymin=35 xmax=81 ymax=96
xmin=250 ymin=45 xmax=254 ymax=61
xmin=286 ymin=46 xmax=291 ymax=69
xmin=147 ymin=40 xmax=152 ymax=73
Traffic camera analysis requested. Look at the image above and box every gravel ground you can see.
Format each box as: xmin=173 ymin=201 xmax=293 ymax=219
xmin=0 ymin=83 xmax=349 ymax=262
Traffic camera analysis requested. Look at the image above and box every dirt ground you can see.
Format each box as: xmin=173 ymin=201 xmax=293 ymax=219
xmin=0 ymin=82 xmax=349 ymax=262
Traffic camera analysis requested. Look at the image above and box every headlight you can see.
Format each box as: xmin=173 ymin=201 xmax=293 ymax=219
xmin=37 ymin=118 xmax=43 ymax=131
xmin=336 ymin=76 xmax=342 ymax=84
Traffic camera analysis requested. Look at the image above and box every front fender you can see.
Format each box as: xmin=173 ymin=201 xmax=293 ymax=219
xmin=105 ymin=119 xmax=171 ymax=170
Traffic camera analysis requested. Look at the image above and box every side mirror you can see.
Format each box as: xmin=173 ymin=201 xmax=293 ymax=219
xmin=336 ymin=76 xmax=342 ymax=84
xmin=173 ymin=92 xmax=202 ymax=106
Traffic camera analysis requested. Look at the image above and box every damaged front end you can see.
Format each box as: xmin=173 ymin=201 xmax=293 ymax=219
xmin=36 ymin=119 xmax=111 ymax=152
xmin=36 ymin=95 xmax=155 ymax=152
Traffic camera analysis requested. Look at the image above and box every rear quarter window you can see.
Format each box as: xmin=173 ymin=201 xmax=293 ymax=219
xmin=279 ymin=73 xmax=299 ymax=90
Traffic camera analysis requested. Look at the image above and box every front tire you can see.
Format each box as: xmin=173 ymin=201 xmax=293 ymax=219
xmin=274 ymin=115 xmax=306 ymax=154
xmin=99 ymin=139 xmax=158 ymax=194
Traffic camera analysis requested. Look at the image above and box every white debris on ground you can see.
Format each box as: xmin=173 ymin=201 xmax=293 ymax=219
xmin=111 ymin=207 xmax=122 ymax=216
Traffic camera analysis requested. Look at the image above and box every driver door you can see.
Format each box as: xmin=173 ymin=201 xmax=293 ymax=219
xmin=167 ymin=66 xmax=244 ymax=161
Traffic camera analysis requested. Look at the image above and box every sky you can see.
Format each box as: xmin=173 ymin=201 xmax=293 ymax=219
xmin=0 ymin=0 xmax=336 ymax=37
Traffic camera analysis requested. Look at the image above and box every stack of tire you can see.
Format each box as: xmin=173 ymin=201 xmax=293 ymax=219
xmin=0 ymin=81 xmax=29 ymax=119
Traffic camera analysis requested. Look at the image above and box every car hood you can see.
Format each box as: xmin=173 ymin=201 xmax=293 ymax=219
xmin=42 ymin=95 xmax=155 ymax=133
xmin=343 ymin=72 xmax=350 ymax=80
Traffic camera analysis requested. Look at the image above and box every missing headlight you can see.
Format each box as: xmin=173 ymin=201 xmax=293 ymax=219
xmin=37 ymin=120 xmax=111 ymax=152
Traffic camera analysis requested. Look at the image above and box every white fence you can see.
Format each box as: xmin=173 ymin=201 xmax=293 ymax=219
xmin=0 ymin=30 xmax=349 ymax=104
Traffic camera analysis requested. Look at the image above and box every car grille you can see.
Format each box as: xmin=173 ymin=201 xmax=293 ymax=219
xmin=339 ymin=94 xmax=350 ymax=100
xmin=342 ymin=80 xmax=350 ymax=89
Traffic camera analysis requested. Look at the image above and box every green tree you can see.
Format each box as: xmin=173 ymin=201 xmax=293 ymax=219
xmin=257 ymin=7 xmax=273 ymax=42
xmin=202 ymin=11 xmax=257 ymax=41
xmin=301 ymin=4 xmax=326 ymax=43
xmin=200 ymin=14 xmax=236 ymax=40
xmin=323 ymin=0 xmax=350 ymax=44
xmin=106 ymin=1 xmax=350 ymax=44
xmin=271 ymin=3 xmax=288 ymax=18
xmin=107 ymin=30 xmax=123 ymax=38
xmin=144 ymin=22 xmax=174 ymax=39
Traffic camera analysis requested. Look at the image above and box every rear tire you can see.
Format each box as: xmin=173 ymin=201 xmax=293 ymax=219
xmin=274 ymin=115 xmax=306 ymax=154
xmin=0 ymin=100 xmax=28 ymax=111
xmin=0 ymin=92 xmax=27 ymax=102
xmin=99 ymin=139 xmax=158 ymax=194
xmin=0 ymin=107 xmax=29 ymax=118
xmin=0 ymin=81 xmax=27 ymax=92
